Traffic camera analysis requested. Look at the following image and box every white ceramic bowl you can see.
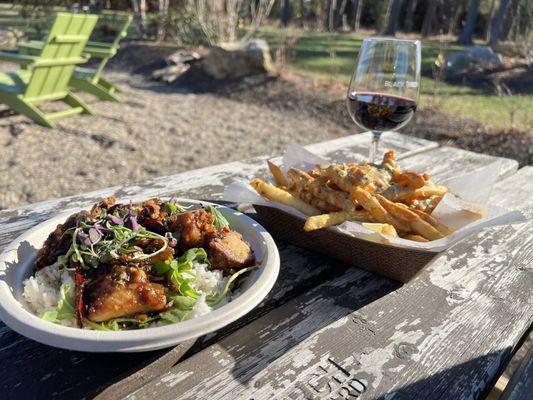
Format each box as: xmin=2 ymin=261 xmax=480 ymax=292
xmin=0 ymin=199 xmax=279 ymax=352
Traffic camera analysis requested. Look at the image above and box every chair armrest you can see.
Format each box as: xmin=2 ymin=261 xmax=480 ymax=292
xmin=0 ymin=51 xmax=37 ymax=65
xmin=17 ymin=41 xmax=44 ymax=56
xmin=83 ymin=45 xmax=116 ymax=58
xmin=86 ymin=41 xmax=114 ymax=48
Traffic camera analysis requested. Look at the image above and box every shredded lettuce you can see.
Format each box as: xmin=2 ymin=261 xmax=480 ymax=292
xmin=205 ymin=205 xmax=230 ymax=229
xmin=207 ymin=266 xmax=257 ymax=306
xmin=39 ymin=284 xmax=75 ymax=322
xmin=83 ymin=316 xmax=157 ymax=331
xmin=153 ymin=248 xmax=209 ymax=298
xmin=164 ymin=200 xmax=190 ymax=215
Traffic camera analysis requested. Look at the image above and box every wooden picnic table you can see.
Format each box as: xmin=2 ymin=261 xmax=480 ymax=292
xmin=0 ymin=132 xmax=531 ymax=400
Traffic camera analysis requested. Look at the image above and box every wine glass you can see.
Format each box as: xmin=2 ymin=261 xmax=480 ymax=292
xmin=347 ymin=38 xmax=421 ymax=163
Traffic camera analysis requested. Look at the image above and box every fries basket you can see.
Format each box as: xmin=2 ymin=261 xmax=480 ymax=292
xmin=254 ymin=204 xmax=437 ymax=283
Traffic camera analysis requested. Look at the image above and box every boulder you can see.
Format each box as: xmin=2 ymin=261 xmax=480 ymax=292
xmin=152 ymin=63 xmax=191 ymax=83
xmin=167 ymin=49 xmax=201 ymax=65
xmin=201 ymin=39 xmax=273 ymax=79
xmin=444 ymin=45 xmax=502 ymax=78
xmin=151 ymin=50 xmax=201 ymax=83
xmin=0 ymin=27 xmax=25 ymax=50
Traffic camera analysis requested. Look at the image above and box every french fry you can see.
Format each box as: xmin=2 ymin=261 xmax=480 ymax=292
xmin=410 ymin=207 xmax=452 ymax=236
xmin=403 ymin=234 xmax=429 ymax=242
xmin=293 ymin=189 xmax=339 ymax=213
xmin=382 ymin=184 xmax=417 ymax=202
xmin=351 ymin=187 xmax=409 ymax=232
xmin=410 ymin=185 xmax=447 ymax=200
xmin=304 ymin=210 xmax=369 ymax=231
xmin=424 ymin=195 xmax=443 ymax=214
xmin=288 ymin=168 xmax=357 ymax=212
xmin=361 ymin=222 xmax=398 ymax=237
xmin=391 ymin=171 xmax=426 ymax=188
xmin=267 ymin=160 xmax=288 ymax=187
xmin=375 ymin=195 xmax=444 ymax=241
xmin=381 ymin=149 xmax=398 ymax=172
xmin=250 ymin=179 xmax=320 ymax=216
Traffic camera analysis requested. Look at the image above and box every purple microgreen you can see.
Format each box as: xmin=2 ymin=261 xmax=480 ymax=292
xmin=93 ymin=223 xmax=111 ymax=235
xmin=77 ymin=230 xmax=92 ymax=246
xmin=88 ymin=228 xmax=101 ymax=244
xmin=107 ymin=214 xmax=124 ymax=225
xmin=125 ymin=214 xmax=139 ymax=232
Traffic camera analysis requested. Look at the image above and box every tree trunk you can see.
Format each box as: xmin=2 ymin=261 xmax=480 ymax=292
xmin=447 ymin=0 xmax=463 ymax=35
xmin=354 ymin=0 xmax=363 ymax=31
xmin=489 ymin=0 xmax=510 ymax=44
xmin=484 ymin=0 xmax=496 ymax=40
xmin=421 ymin=0 xmax=437 ymax=37
xmin=383 ymin=0 xmax=402 ymax=35
xmin=335 ymin=0 xmax=348 ymax=30
xmin=281 ymin=0 xmax=291 ymax=27
xmin=404 ymin=0 xmax=417 ymax=32
xmin=324 ymin=0 xmax=333 ymax=31
xmin=131 ymin=0 xmax=146 ymax=38
xmin=500 ymin=0 xmax=521 ymax=41
xmin=458 ymin=0 xmax=481 ymax=45
xmin=156 ymin=0 xmax=169 ymax=42
xmin=299 ymin=0 xmax=304 ymax=27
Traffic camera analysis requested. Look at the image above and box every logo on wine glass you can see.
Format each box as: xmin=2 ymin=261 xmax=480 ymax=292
xmin=384 ymin=80 xmax=419 ymax=88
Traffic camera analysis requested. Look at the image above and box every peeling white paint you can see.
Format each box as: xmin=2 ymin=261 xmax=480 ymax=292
xmin=160 ymin=371 xmax=193 ymax=388
xmin=218 ymin=358 xmax=231 ymax=367
xmin=356 ymin=329 xmax=425 ymax=389
xmin=292 ymin=348 xmax=315 ymax=368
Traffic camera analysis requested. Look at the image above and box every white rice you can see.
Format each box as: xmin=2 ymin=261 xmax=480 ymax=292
xmin=22 ymin=261 xmax=230 ymax=328
xmin=191 ymin=262 xmax=228 ymax=295
xmin=22 ymin=263 xmax=77 ymax=327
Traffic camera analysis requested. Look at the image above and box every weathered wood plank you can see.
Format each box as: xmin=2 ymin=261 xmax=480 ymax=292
xmin=127 ymin=167 xmax=533 ymax=400
xmin=501 ymin=332 xmax=533 ymax=400
xmin=400 ymin=145 xmax=518 ymax=181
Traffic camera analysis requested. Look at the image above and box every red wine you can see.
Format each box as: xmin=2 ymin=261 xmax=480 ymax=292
xmin=347 ymin=92 xmax=417 ymax=131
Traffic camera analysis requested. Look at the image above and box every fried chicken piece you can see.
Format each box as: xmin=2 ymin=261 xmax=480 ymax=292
xmin=35 ymin=212 xmax=85 ymax=270
xmin=136 ymin=198 xmax=169 ymax=234
xmin=88 ymin=196 xmax=117 ymax=219
xmin=84 ymin=266 xmax=166 ymax=322
xmin=170 ymin=209 xmax=217 ymax=251
xmin=207 ymin=229 xmax=255 ymax=274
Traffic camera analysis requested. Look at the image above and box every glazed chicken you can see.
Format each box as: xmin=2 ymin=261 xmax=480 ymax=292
xmin=207 ymin=229 xmax=255 ymax=274
xmin=35 ymin=212 xmax=84 ymax=270
xmin=84 ymin=266 xmax=167 ymax=322
xmin=170 ymin=209 xmax=217 ymax=250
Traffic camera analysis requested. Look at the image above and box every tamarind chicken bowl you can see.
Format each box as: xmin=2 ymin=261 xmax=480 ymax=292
xmin=0 ymin=198 xmax=279 ymax=352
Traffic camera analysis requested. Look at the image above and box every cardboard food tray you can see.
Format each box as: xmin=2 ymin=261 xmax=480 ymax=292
xmin=254 ymin=204 xmax=438 ymax=283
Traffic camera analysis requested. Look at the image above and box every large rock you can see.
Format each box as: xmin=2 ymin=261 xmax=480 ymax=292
xmin=151 ymin=50 xmax=201 ymax=83
xmin=444 ymin=45 xmax=502 ymax=77
xmin=0 ymin=27 xmax=25 ymax=50
xmin=201 ymin=39 xmax=273 ymax=79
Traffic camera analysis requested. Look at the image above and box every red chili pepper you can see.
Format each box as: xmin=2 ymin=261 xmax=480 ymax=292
xmin=74 ymin=266 xmax=85 ymax=328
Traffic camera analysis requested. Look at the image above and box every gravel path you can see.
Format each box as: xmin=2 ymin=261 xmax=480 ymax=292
xmin=0 ymin=71 xmax=346 ymax=210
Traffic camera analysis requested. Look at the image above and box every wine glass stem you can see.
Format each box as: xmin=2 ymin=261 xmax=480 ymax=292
xmin=369 ymin=131 xmax=381 ymax=163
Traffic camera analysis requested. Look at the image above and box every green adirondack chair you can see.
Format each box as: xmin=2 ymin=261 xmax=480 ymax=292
xmin=0 ymin=12 xmax=98 ymax=128
xmin=18 ymin=14 xmax=132 ymax=102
